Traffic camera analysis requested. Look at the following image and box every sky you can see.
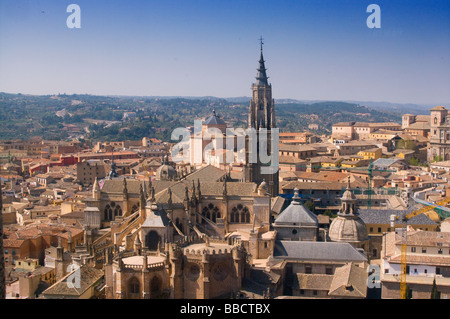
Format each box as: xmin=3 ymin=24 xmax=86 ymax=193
xmin=0 ymin=0 xmax=449 ymax=105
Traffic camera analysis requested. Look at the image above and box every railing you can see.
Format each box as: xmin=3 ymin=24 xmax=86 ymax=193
xmin=114 ymin=212 xmax=142 ymax=245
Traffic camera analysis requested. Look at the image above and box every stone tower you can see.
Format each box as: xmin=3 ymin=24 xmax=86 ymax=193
xmin=244 ymin=38 xmax=279 ymax=197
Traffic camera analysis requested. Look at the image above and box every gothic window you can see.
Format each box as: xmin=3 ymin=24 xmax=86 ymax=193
xmin=186 ymin=263 xmax=201 ymax=281
xmin=230 ymin=205 xmax=250 ymax=223
xmin=202 ymin=203 xmax=220 ymax=223
xmin=132 ymin=204 xmax=138 ymax=212
xmin=104 ymin=205 xmax=113 ymax=221
xmin=128 ymin=277 xmax=140 ymax=295
xmin=145 ymin=231 xmax=160 ymax=251
xmin=114 ymin=205 xmax=122 ymax=217
xmin=150 ymin=276 xmax=162 ymax=298
xmin=434 ymin=117 xmax=438 ymax=125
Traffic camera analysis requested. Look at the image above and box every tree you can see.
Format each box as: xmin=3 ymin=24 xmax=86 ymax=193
xmin=409 ymin=157 xmax=419 ymax=166
xmin=431 ymin=277 xmax=440 ymax=299
xmin=434 ymin=155 xmax=444 ymax=163
xmin=304 ymin=200 xmax=315 ymax=213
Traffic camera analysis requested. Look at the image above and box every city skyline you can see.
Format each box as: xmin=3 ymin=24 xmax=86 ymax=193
xmin=0 ymin=0 xmax=449 ymax=105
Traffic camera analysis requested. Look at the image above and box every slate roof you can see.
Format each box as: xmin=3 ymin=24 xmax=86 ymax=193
xmin=101 ymin=179 xmax=176 ymax=195
xmin=273 ymin=240 xmax=367 ymax=262
xmin=358 ymin=209 xmax=438 ymax=226
xmin=142 ymin=210 xmax=170 ymax=228
xmin=274 ymin=200 xmax=318 ymax=226
xmin=372 ymin=158 xmax=402 ymax=168
xmin=154 ymin=180 xmax=257 ymax=205
xmin=203 ymin=114 xmax=226 ymax=125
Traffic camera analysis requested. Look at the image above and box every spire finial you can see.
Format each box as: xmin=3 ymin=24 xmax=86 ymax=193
xmin=259 ymin=36 xmax=264 ymax=53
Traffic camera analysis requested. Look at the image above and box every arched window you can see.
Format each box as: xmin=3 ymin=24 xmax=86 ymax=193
xmin=230 ymin=207 xmax=239 ymax=223
xmin=129 ymin=277 xmax=140 ymax=295
xmin=150 ymin=276 xmax=162 ymax=298
xmin=104 ymin=205 xmax=113 ymax=221
xmin=145 ymin=231 xmax=160 ymax=251
xmin=230 ymin=205 xmax=250 ymax=223
xmin=434 ymin=117 xmax=438 ymax=125
xmin=114 ymin=206 xmax=122 ymax=217
xmin=202 ymin=203 xmax=220 ymax=223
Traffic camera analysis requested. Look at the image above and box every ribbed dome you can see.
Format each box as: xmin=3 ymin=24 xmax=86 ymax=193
xmin=156 ymin=164 xmax=177 ymax=181
xmin=341 ymin=188 xmax=356 ymax=201
xmin=329 ymin=215 xmax=369 ymax=243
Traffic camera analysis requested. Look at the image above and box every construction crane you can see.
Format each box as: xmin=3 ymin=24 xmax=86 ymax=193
xmin=390 ymin=196 xmax=450 ymax=299
xmin=142 ymin=162 xmax=151 ymax=180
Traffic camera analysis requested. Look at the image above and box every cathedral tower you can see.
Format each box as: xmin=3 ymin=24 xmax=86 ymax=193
xmin=244 ymin=38 xmax=279 ymax=197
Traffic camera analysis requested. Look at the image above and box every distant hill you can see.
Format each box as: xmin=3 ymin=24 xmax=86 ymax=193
xmin=0 ymin=93 xmax=405 ymax=141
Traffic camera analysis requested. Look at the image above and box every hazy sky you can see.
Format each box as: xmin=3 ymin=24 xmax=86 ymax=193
xmin=0 ymin=0 xmax=449 ymax=105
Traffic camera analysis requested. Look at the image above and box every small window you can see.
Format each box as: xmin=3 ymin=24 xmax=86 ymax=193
xmin=438 ymin=249 xmax=443 ymax=254
xmin=313 ymin=290 xmax=318 ymax=296
xmin=378 ymin=227 xmax=382 ymax=233
xmin=422 ymin=248 xmax=427 ymax=253
xmin=411 ymin=247 xmax=416 ymax=253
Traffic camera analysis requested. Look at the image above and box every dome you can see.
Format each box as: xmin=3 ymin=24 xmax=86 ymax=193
xmin=156 ymin=164 xmax=177 ymax=181
xmin=329 ymin=178 xmax=369 ymax=244
xmin=328 ymin=215 xmax=369 ymax=243
xmin=341 ymin=188 xmax=356 ymax=201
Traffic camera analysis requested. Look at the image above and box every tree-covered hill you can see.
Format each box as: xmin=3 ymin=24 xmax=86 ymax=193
xmin=0 ymin=93 xmax=402 ymax=142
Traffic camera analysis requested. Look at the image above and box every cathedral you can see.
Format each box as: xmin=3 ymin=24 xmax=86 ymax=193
xmin=75 ymin=44 xmax=281 ymax=298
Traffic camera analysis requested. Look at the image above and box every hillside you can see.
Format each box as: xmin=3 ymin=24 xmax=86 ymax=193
xmin=0 ymin=93 xmax=403 ymax=142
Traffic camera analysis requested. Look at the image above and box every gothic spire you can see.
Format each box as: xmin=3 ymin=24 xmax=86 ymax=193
xmin=256 ymin=36 xmax=269 ymax=86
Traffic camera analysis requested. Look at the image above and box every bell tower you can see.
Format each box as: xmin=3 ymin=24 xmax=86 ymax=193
xmin=244 ymin=37 xmax=279 ymax=197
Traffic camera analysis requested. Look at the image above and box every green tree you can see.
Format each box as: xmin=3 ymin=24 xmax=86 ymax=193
xmin=304 ymin=200 xmax=315 ymax=213
xmin=396 ymin=139 xmax=416 ymax=150
xmin=431 ymin=277 xmax=440 ymax=299
xmin=434 ymin=155 xmax=444 ymax=163
xmin=409 ymin=157 xmax=419 ymax=166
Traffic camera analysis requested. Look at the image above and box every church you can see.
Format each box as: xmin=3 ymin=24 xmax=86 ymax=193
xmin=76 ymin=43 xmax=280 ymax=299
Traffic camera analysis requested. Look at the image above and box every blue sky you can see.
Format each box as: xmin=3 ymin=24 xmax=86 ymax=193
xmin=0 ymin=0 xmax=449 ymax=104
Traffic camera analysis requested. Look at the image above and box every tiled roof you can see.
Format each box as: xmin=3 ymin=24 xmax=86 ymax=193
xmin=328 ymin=263 xmax=367 ymax=298
xmin=42 ymin=265 xmax=104 ymax=297
xmin=291 ymin=273 xmax=333 ymax=290
xmin=183 ymin=165 xmax=227 ymax=183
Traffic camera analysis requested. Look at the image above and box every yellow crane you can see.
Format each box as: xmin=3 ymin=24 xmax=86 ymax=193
xmin=142 ymin=162 xmax=151 ymax=180
xmin=391 ymin=196 xmax=450 ymax=299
